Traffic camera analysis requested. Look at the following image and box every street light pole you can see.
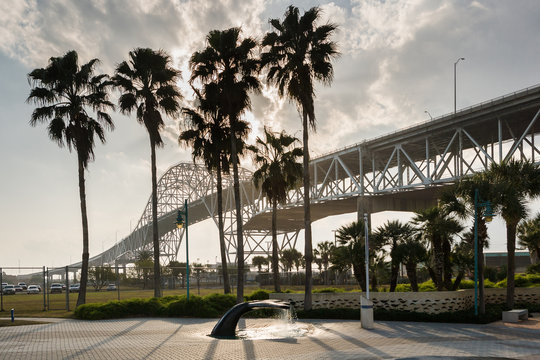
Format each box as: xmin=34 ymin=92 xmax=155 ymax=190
xmin=454 ymin=57 xmax=465 ymax=113
xmin=364 ymin=214 xmax=370 ymax=299
xmin=473 ymin=189 xmax=494 ymax=316
xmin=176 ymin=199 xmax=189 ymax=300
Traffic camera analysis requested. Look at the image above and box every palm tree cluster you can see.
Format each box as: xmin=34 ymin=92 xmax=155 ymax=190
xmin=27 ymin=5 xmax=338 ymax=308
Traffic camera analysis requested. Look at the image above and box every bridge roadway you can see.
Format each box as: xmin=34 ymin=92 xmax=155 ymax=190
xmin=66 ymin=83 xmax=540 ymax=269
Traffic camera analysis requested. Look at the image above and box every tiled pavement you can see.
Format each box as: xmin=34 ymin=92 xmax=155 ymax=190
xmin=1 ymin=317 xmax=539 ymax=359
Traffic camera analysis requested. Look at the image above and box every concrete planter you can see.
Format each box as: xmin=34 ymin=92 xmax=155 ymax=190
xmin=270 ymin=288 xmax=540 ymax=314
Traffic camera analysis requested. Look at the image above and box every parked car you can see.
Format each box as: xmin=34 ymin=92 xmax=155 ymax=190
xmin=106 ymin=284 xmax=117 ymax=291
xmin=50 ymin=283 xmax=63 ymax=293
xmin=18 ymin=282 xmax=27 ymax=290
xmin=69 ymin=284 xmax=80 ymax=293
xmin=3 ymin=285 xmax=15 ymax=295
xmin=27 ymin=285 xmax=40 ymax=294
xmin=14 ymin=285 xmax=23 ymax=292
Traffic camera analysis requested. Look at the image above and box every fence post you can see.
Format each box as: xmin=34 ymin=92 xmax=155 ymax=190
xmin=0 ymin=267 xmax=4 ymax=312
xmin=115 ymin=261 xmax=120 ymax=301
xmin=46 ymin=268 xmax=50 ymax=311
xmin=42 ymin=266 xmax=46 ymax=311
xmin=65 ymin=266 xmax=70 ymax=311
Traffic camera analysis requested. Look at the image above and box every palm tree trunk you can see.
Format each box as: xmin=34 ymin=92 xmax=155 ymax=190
xmin=405 ymin=262 xmax=419 ymax=292
xmin=272 ymin=199 xmax=281 ymax=292
xmin=216 ymin=164 xmax=231 ymax=294
xmin=506 ymin=222 xmax=517 ymax=308
xmin=230 ymin=130 xmax=244 ymax=303
xmin=150 ymin=140 xmax=161 ymax=298
xmin=302 ymin=110 xmax=313 ymax=311
xmin=76 ymin=153 xmax=89 ymax=308
xmin=443 ymin=239 xmax=453 ymax=290
xmin=390 ymin=258 xmax=399 ymax=292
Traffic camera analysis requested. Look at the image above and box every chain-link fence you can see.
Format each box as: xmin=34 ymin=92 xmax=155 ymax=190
xmin=1 ymin=264 xmax=353 ymax=313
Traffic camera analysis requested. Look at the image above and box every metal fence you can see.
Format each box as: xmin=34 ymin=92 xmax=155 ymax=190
xmin=1 ymin=265 xmax=356 ymax=313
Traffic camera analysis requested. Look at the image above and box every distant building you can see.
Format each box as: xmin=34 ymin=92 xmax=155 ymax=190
xmin=484 ymin=251 xmax=532 ymax=272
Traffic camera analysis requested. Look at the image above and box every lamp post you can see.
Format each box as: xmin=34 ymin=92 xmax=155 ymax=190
xmin=473 ymin=189 xmax=494 ymax=316
xmin=454 ymin=57 xmax=465 ymax=113
xmin=364 ymin=214 xmax=370 ymax=299
xmin=424 ymin=110 xmax=433 ymax=120
xmin=176 ymin=199 xmax=189 ymax=300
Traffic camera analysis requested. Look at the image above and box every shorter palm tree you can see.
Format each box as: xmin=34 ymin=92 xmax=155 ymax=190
xmin=518 ymin=213 xmax=540 ymax=264
xmin=252 ymin=127 xmax=303 ymax=293
xmin=373 ymin=220 xmax=414 ymax=292
xmin=252 ymin=256 xmax=269 ymax=272
xmin=393 ymin=234 xmax=428 ymax=292
xmin=314 ymin=241 xmax=334 ymax=285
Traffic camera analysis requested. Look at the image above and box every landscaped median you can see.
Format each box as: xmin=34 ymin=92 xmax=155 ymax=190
xmin=73 ymin=287 xmax=540 ymax=324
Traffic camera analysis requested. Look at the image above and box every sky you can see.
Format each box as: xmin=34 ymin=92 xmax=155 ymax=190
xmin=2 ymin=0 xmax=540 ymax=271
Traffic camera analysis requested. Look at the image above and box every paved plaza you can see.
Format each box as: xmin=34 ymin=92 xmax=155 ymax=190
xmin=1 ymin=316 xmax=540 ymax=359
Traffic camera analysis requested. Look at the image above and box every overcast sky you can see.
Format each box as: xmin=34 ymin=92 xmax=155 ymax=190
xmin=2 ymin=0 xmax=540 ymax=271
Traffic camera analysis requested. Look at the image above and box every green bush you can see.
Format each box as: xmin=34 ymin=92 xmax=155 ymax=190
xmin=245 ymin=289 xmax=270 ymax=301
xmin=313 ymin=287 xmax=345 ymax=293
xmin=526 ymin=273 xmax=540 ymax=284
xmin=395 ymin=284 xmax=412 ymax=292
xmin=495 ymin=279 xmax=507 ymax=288
xmin=483 ymin=279 xmax=496 ymax=288
xmin=418 ymin=280 xmax=436 ymax=292
xmin=458 ymin=280 xmax=474 ymax=289
xmin=515 ymin=274 xmax=532 ymax=287
xmin=204 ymin=293 xmax=236 ymax=312
xmin=527 ymin=263 xmax=540 ymax=274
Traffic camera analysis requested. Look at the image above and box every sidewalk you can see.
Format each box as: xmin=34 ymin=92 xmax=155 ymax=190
xmin=1 ymin=316 xmax=539 ymax=359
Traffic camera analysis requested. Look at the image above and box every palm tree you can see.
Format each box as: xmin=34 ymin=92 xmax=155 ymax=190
xmin=335 ymin=220 xmax=378 ymax=290
xmin=373 ymin=220 xmax=414 ymax=292
xmin=518 ymin=213 xmax=540 ymax=264
xmin=114 ymin=48 xmax=182 ymax=298
xmin=27 ymin=50 xmax=114 ymax=307
xmin=280 ymin=248 xmax=303 ymax=274
xmin=190 ymin=28 xmax=261 ymax=303
xmin=393 ymin=234 xmax=428 ymax=292
xmin=252 ymin=127 xmax=303 ymax=293
xmin=445 ymin=177 xmax=493 ymax=313
xmin=135 ymin=250 xmax=154 ymax=289
xmin=179 ymin=84 xmax=241 ymax=294
xmin=413 ymin=205 xmax=463 ymax=291
xmin=483 ymin=159 xmax=540 ymax=307
xmin=314 ymin=241 xmax=334 ymax=285
xmin=251 ymin=256 xmax=268 ymax=272
xmin=261 ymin=5 xmax=338 ymax=310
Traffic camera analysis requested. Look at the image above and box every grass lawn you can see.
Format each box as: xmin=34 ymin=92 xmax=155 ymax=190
xmin=0 ymin=319 xmax=50 ymax=327
xmin=0 ymin=284 xmax=361 ymax=318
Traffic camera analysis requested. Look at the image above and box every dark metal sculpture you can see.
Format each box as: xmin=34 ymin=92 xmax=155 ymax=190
xmin=210 ymin=300 xmax=291 ymax=338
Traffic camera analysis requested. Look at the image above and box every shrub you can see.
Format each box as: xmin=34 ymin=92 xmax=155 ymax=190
xmin=526 ymin=273 xmax=540 ymax=284
xmin=515 ymin=274 xmax=532 ymax=287
xmin=245 ymin=290 xmax=270 ymax=301
xmin=313 ymin=287 xmax=345 ymax=293
xmin=527 ymin=263 xmax=540 ymax=274
xmin=204 ymin=293 xmax=236 ymax=312
xmin=395 ymin=284 xmax=412 ymax=292
xmin=458 ymin=280 xmax=474 ymax=289
xmin=418 ymin=280 xmax=436 ymax=292
xmin=483 ymin=279 xmax=496 ymax=288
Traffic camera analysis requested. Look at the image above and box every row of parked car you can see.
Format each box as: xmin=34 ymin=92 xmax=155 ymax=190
xmin=1 ymin=282 xmax=82 ymax=294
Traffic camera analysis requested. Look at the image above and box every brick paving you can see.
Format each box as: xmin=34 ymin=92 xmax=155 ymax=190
xmin=1 ymin=317 xmax=539 ymax=359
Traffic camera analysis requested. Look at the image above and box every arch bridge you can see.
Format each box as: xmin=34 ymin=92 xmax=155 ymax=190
xmin=81 ymin=84 xmax=540 ymax=268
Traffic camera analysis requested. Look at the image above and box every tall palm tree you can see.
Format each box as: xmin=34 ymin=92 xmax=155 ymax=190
xmin=518 ymin=213 xmax=540 ymax=264
xmin=373 ymin=220 xmax=414 ymax=292
xmin=190 ymin=28 xmax=261 ymax=303
xmin=114 ymin=48 xmax=182 ymax=298
xmin=261 ymin=5 xmax=338 ymax=310
xmin=482 ymin=159 xmax=540 ymax=307
xmin=179 ymin=84 xmax=236 ymax=295
xmin=27 ymin=50 xmax=114 ymax=307
xmin=413 ymin=205 xmax=463 ymax=291
xmin=252 ymin=127 xmax=303 ymax=293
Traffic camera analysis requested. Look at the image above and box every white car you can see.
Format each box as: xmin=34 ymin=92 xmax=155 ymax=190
xmin=3 ymin=285 xmax=15 ymax=295
xmin=27 ymin=285 xmax=40 ymax=294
